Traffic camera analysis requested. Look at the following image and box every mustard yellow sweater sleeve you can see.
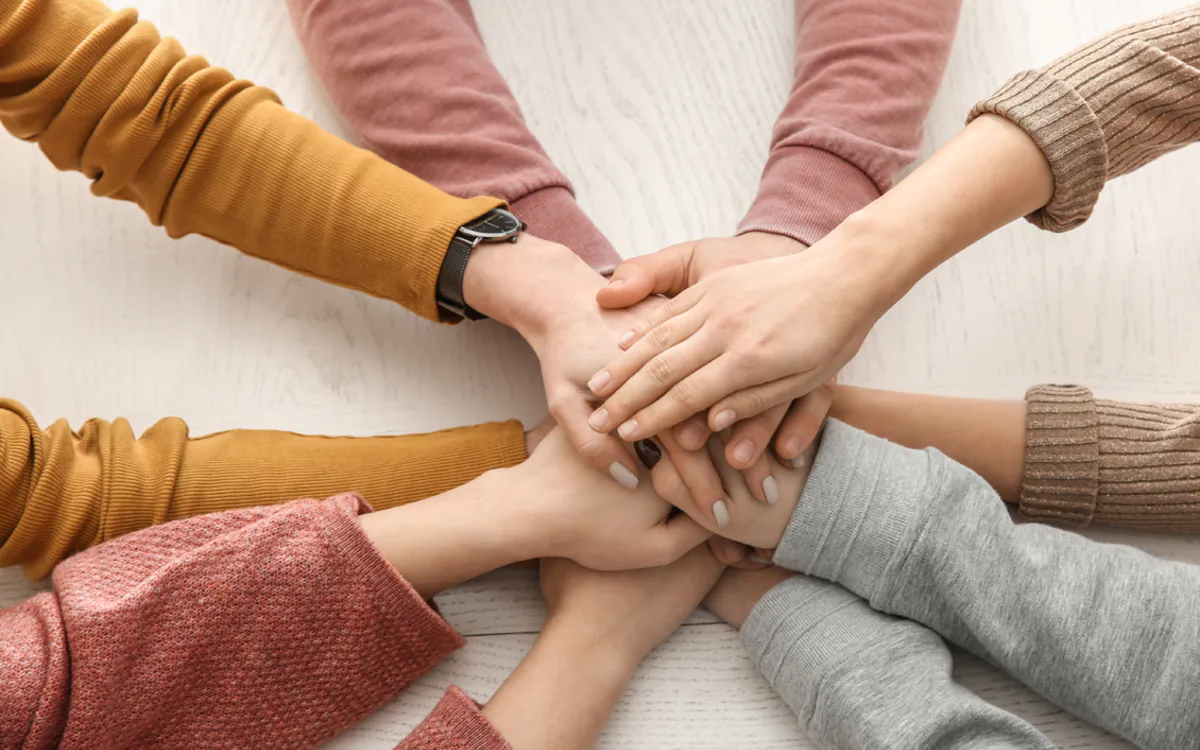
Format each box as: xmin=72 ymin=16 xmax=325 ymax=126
xmin=0 ymin=0 xmax=503 ymax=321
xmin=0 ymin=399 xmax=529 ymax=579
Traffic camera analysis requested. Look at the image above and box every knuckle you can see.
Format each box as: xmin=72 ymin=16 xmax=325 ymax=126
xmin=670 ymin=379 xmax=699 ymax=411
xmin=649 ymin=321 xmax=674 ymax=349
xmin=647 ymin=354 xmax=673 ymax=385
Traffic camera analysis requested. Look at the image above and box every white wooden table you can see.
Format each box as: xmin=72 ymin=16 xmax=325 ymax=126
xmin=4 ymin=1 xmax=1199 ymax=746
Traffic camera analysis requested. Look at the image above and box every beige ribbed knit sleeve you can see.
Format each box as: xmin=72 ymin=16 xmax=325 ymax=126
xmin=968 ymin=7 xmax=1200 ymax=232
xmin=1021 ymin=385 xmax=1200 ymax=531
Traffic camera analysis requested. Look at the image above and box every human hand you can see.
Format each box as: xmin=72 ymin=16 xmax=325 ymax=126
xmin=703 ymin=566 xmax=794 ymax=629
xmin=518 ymin=427 xmax=710 ymax=570
xmin=587 ymin=227 xmax=887 ymax=444
xmin=647 ymin=428 xmax=819 ymax=548
xmin=540 ymin=544 xmax=725 ymax=663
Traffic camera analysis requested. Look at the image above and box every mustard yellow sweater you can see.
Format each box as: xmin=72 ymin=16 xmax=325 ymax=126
xmin=0 ymin=0 xmax=524 ymax=578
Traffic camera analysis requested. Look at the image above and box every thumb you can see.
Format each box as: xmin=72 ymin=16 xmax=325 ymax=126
xmin=596 ymin=242 xmax=694 ymax=309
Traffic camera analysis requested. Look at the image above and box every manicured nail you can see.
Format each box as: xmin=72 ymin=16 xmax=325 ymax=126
xmin=588 ymin=408 xmax=609 ymax=431
xmin=588 ymin=370 xmax=611 ymax=394
xmin=749 ymin=553 xmax=770 ymax=565
xmin=712 ymin=499 xmax=731 ymax=528
xmin=617 ymin=419 xmax=639 ymax=439
xmin=791 ymin=454 xmax=807 ymax=470
xmin=762 ymin=476 xmax=780 ymax=505
xmin=634 ymin=439 xmax=661 ymax=469
xmin=609 ymin=462 xmax=639 ymax=489
xmin=731 ymin=439 xmax=755 ymax=465
xmin=678 ymin=420 xmax=707 ymax=449
xmin=607 ymin=278 xmax=625 ymax=288
xmin=618 ymin=330 xmax=636 ymax=347
xmin=783 ymin=436 xmax=802 ymax=457
xmin=712 ymin=409 xmax=737 ymax=432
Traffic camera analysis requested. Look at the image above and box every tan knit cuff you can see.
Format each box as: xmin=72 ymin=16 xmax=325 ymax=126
xmin=1020 ymin=384 xmax=1099 ymax=524
xmin=968 ymin=71 xmax=1108 ymax=233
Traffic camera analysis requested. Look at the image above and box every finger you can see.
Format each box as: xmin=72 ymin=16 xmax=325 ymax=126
xmin=614 ymin=284 xmax=705 ymax=350
xmin=725 ymin=404 xmax=787 ymax=504
xmin=658 ymin=431 xmax=730 ymax=529
xmin=774 ymin=378 xmax=836 ymax=464
xmin=588 ymin=306 xmax=707 ymax=400
xmin=707 ymin=369 xmax=825 ymax=435
xmin=595 ymin=242 xmax=694 ymax=309
xmin=675 ymin=416 xmax=711 ymax=451
xmin=708 ymin=536 xmax=748 ymax=566
xmin=552 ymin=389 xmax=642 ymax=489
xmin=651 ymin=513 xmax=712 ymax=566
xmin=602 ymin=336 xmax=722 ymax=440
xmin=615 ymin=353 xmax=753 ymax=442
xmin=706 ymin=433 xmax=750 ymax=514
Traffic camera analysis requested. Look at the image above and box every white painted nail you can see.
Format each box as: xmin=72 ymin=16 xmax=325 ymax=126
xmin=762 ymin=476 xmax=780 ymax=505
xmin=588 ymin=370 xmax=611 ymax=394
xmin=618 ymin=330 xmax=636 ymax=347
xmin=712 ymin=409 xmax=736 ymax=431
xmin=617 ymin=419 xmax=639 ymax=439
xmin=790 ymin=454 xmax=807 ymax=470
xmin=588 ymin=408 xmax=609 ymax=431
xmin=712 ymin=499 xmax=731 ymax=528
xmin=609 ymin=462 xmax=639 ymax=489
xmin=749 ymin=553 xmax=770 ymax=565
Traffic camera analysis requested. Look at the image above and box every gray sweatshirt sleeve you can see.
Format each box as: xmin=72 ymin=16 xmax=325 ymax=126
xmin=773 ymin=420 xmax=1200 ymax=750
xmin=741 ymin=574 xmax=1053 ymax=749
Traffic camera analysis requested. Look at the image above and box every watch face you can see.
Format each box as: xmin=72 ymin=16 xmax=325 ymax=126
xmin=460 ymin=208 xmax=522 ymax=240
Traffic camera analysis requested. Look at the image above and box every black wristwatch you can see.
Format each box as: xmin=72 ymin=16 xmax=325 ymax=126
xmin=436 ymin=207 xmax=526 ymax=321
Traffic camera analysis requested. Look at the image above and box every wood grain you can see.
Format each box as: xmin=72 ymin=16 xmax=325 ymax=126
xmin=1 ymin=0 xmax=1196 ymax=747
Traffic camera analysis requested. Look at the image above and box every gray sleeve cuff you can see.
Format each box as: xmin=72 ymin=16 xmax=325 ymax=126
xmin=772 ymin=420 xmax=946 ymax=603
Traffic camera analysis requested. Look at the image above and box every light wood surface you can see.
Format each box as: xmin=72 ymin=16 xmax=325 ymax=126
xmin=4 ymin=0 xmax=1198 ymax=746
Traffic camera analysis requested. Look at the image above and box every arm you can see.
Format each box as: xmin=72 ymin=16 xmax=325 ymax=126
xmin=0 ymin=397 xmax=527 ymax=579
xmin=774 ymin=420 xmax=1200 ymax=750
xmin=705 ymin=569 xmax=1054 ymax=750
xmin=0 ymin=0 xmax=502 ymax=321
xmin=285 ymin=0 xmax=620 ymax=274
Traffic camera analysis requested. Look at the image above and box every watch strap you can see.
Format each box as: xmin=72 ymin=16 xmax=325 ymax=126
xmin=436 ymin=233 xmax=487 ymax=321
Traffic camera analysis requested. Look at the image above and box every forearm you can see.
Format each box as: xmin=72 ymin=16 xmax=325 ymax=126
xmin=829 ymin=385 xmax=1026 ymax=501
xmin=777 ymin=421 xmax=1200 ymax=750
xmin=743 ymin=575 xmax=1052 ymax=749
xmin=829 ymin=115 xmax=1053 ymax=319
xmin=482 ymin=621 xmax=635 ymax=749
xmin=740 ymin=0 xmax=961 ymax=244
xmin=285 ymin=0 xmax=619 ymax=272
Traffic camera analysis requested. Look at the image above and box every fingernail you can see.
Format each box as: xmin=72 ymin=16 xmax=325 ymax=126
xmin=618 ymin=330 xmax=636 ymax=347
xmin=609 ymin=462 xmax=639 ymax=489
xmin=588 ymin=370 xmax=611 ymax=394
xmin=607 ymin=279 xmax=625 ymax=288
xmin=712 ymin=499 xmax=731 ymax=528
xmin=635 ymin=439 xmax=661 ymax=469
xmin=762 ymin=476 xmax=780 ymax=505
xmin=749 ymin=553 xmax=770 ymax=565
xmin=712 ymin=409 xmax=736 ymax=431
xmin=791 ymin=454 xmax=806 ymax=470
xmin=588 ymin=408 xmax=609 ymax=431
xmin=617 ymin=419 xmax=639 ymax=439
xmin=731 ymin=440 xmax=755 ymax=465
xmin=783 ymin=436 xmax=802 ymax=457
xmin=678 ymin=420 xmax=707 ymax=448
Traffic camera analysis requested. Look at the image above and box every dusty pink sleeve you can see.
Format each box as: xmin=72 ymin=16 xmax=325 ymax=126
xmin=286 ymin=0 xmax=620 ymax=274
xmin=395 ymin=686 xmax=512 ymax=749
xmin=0 ymin=494 xmax=465 ymax=748
xmin=739 ymin=0 xmax=962 ymax=245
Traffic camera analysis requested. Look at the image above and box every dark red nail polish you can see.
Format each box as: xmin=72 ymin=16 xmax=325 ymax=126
xmin=635 ymin=439 xmax=661 ymax=469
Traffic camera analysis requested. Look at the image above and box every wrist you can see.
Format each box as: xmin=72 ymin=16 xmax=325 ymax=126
xmin=463 ymin=234 xmax=604 ymax=343
xmin=540 ymin=614 xmax=644 ymax=677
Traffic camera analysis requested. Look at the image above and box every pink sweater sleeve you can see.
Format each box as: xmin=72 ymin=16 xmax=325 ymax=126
xmin=0 ymin=493 xmax=511 ymax=748
xmin=286 ymin=0 xmax=619 ymax=274
xmin=738 ymin=0 xmax=962 ymax=245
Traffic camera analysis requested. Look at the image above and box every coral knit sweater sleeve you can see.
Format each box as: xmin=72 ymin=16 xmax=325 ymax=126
xmin=0 ymin=399 xmax=527 ymax=580
xmin=285 ymin=0 xmax=621 ymax=274
xmin=0 ymin=0 xmax=504 ymax=322
xmin=0 ymin=493 xmax=511 ymax=749
xmin=738 ymin=0 xmax=963 ymax=245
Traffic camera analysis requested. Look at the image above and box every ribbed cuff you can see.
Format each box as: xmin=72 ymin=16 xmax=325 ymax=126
xmin=1020 ymin=385 xmax=1099 ymax=525
xmin=397 ymin=686 xmax=512 ymax=749
xmin=968 ymin=70 xmax=1108 ymax=233
xmin=773 ymin=420 xmax=935 ymax=604
xmin=742 ymin=575 xmax=885 ymax=720
xmin=737 ymin=146 xmax=881 ymax=247
xmin=510 ymin=186 xmax=620 ymax=276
